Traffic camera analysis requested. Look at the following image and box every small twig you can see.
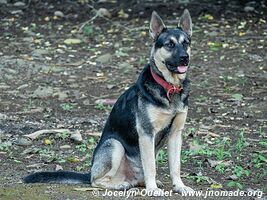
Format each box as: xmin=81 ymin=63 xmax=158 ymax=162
xmin=79 ymin=4 xmax=132 ymax=32
xmin=89 ymin=93 xmax=120 ymax=100
xmin=24 ymin=129 xmax=71 ymax=140
xmin=78 ymin=13 xmax=99 ymax=33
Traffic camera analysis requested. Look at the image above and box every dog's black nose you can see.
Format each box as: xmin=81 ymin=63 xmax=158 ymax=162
xmin=180 ymin=54 xmax=189 ymax=65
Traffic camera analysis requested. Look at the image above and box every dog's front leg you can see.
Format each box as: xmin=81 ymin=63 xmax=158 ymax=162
xmin=167 ymin=110 xmax=194 ymax=193
xmin=139 ymin=135 xmax=163 ymax=196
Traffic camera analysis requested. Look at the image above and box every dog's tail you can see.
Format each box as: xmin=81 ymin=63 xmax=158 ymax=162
xmin=23 ymin=171 xmax=91 ymax=184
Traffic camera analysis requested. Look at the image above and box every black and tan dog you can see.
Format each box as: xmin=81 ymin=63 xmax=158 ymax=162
xmin=24 ymin=9 xmax=194 ymax=195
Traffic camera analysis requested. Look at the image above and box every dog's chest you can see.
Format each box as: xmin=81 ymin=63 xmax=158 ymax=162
xmin=147 ymin=104 xmax=179 ymax=134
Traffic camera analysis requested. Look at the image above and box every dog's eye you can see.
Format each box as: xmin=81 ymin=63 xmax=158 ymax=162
xmin=165 ymin=41 xmax=175 ymax=48
xmin=182 ymin=40 xmax=189 ymax=47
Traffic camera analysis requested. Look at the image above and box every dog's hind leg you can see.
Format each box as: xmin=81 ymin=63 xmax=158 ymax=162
xmin=91 ymin=139 xmax=132 ymax=190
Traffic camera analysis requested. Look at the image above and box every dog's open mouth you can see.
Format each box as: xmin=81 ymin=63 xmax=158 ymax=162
xmin=177 ymin=65 xmax=188 ymax=73
xmin=165 ymin=62 xmax=189 ymax=74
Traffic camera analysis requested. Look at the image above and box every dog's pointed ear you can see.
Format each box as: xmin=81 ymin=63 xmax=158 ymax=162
xmin=149 ymin=11 xmax=166 ymax=40
xmin=178 ymin=9 xmax=192 ymax=37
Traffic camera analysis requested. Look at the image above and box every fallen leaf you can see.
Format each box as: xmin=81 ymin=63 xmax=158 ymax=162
xmin=70 ymin=130 xmax=83 ymax=143
xmin=44 ymin=138 xmax=52 ymax=145
xmin=67 ymin=156 xmax=80 ymax=163
xmin=239 ymin=32 xmax=245 ymax=36
xmin=211 ymin=183 xmax=223 ymax=189
xmin=95 ymin=99 xmax=117 ymax=105
xmin=84 ymin=131 xmax=101 ymax=137
xmin=64 ymin=38 xmax=82 ymax=45
xmin=55 ymin=164 xmax=63 ymax=171
xmin=231 ymin=93 xmax=243 ymax=101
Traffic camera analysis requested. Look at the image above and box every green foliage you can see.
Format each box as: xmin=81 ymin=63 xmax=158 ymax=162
xmin=60 ymin=103 xmax=74 ymax=111
xmin=138 ymin=56 xmax=146 ymax=65
xmin=233 ymin=165 xmax=250 ymax=178
xmin=57 ymin=131 xmax=70 ymax=140
xmin=76 ymin=143 xmax=87 ymax=153
xmin=236 ymin=130 xmax=248 ymax=151
xmin=252 ymin=153 xmax=266 ymax=168
xmin=156 ymin=149 xmax=168 ymax=164
xmin=215 ymin=163 xmax=225 ymax=173
xmin=94 ymin=103 xmax=112 ymax=111
xmin=188 ymin=175 xmax=207 ymax=184
xmin=83 ymin=25 xmax=93 ymax=36
xmin=227 ymin=181 xmax=243 ymax=189
xmin=215 ymin=144 xmax=231 ymax=160
xmin=259 ymin=140 xmax=267 ymax=147
xmin=0 ymin=141 xmax=12 ymax=151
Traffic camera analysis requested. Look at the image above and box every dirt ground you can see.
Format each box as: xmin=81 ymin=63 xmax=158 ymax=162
xmin=0 ymin=0 xmax=266 ymax=199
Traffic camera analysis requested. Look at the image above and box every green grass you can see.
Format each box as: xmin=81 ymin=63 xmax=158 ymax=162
xmin=227 ymin=181 xmax=243 ymax=189
xmin=157 ymin=149 xmax=168 ymax=164
xmin=83 ymin=25 xmax=93 ymax=36
xmin=233 ymin=165 xmax=250 ymax=178
xmin=252 ymin=153 xmax=266 ymax=168
xmin=60 ymin=103 xmax=74 ymax=111
xmin=188 ymin=175 xmax=208 ymax=184
xmin=56 ymin=131 xmax=71 ymax=140
xmin=215 ymin=144 xmax=231 ymax=160
xmin=0 ymin=141 xmax=12 ymax=152
xmin=94 ymin=102 xmax=112 ymax=111
xmin=215 ymin=163 xmax=225 ymax=173
xmin=235 ymin=130 xmax=248 ymax=152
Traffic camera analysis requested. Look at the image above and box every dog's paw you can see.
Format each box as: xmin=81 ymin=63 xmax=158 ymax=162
xmin=146 ymin=187 xmax=165 ymax=196
xmin=117 ymin=182 xmax=132 ymax=190
xmin=173 ymin=185 xmax=194 ymax=194
xmin=156 ymin=180 xmax=164 ymax=188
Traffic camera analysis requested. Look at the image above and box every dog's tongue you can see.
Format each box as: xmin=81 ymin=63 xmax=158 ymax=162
xmin=177 ymin=66 xmax=188 ymax=73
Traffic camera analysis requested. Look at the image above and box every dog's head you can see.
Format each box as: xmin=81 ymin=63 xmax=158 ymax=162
xmin=149 ymin=9 xmax=192 ymax=85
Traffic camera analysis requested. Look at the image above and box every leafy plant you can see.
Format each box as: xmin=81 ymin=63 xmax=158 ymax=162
xmin=215 ymin=144 xmax=231 ymax=160
xmin=138 ymin=56 xmax=146 ymax=65
xmin=233 ymin=165 xmax=250 ymax=178
xmin=60 ymin=103 xmax=74 ymax=111
xmin=181 ymin=150 xmax=189 ymax=163
xmin=252 ymin=153 xmax=266 ymax=168
xmin=236 ymin=130 xmax=248 ymax=151
xmin=83 ymin=25 xmax=93 ymax=36
xmin=157 ymin=149 xmax=168 ymax=164
xmin=57 ymin=131 xmax=70 ymax=140
xmin=215 ymin=163 xmax=225 ymax=173
xmin=76 ymin=143 xmax=87 ymax=153
xmin=186 ymin=127 xmax=196 ymax=137
xmin=188 ymin=175 xmax=207 ymax=183
xmin=94 ymin=103 xmax=112 ymax=111
xmin=227 ymin=181 xmax=243 ymax=189
xmin=259 ymin=140 xmax=267 ymax=148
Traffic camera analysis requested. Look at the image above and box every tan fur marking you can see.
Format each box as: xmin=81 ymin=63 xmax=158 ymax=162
xmin=178 ymin=34 xmax=185 ymax=44
xmin=168 ymin=108 xmax=188 ymax=188
xmin=147 ymin=105 xmax=173 ymax=134
xmin=187 ymin=47 xmax=191 ymax=58
xmin=170 ymin=36 xmax=178 ymax=44
xmin=91 ymin=140 xmax=134 ymax=189
xmin=136 ymin=116 xmax=158 ymax=189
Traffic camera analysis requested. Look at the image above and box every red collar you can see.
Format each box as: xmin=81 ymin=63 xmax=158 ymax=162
xmin=150 ymin=67 xmax=182 ymax=101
